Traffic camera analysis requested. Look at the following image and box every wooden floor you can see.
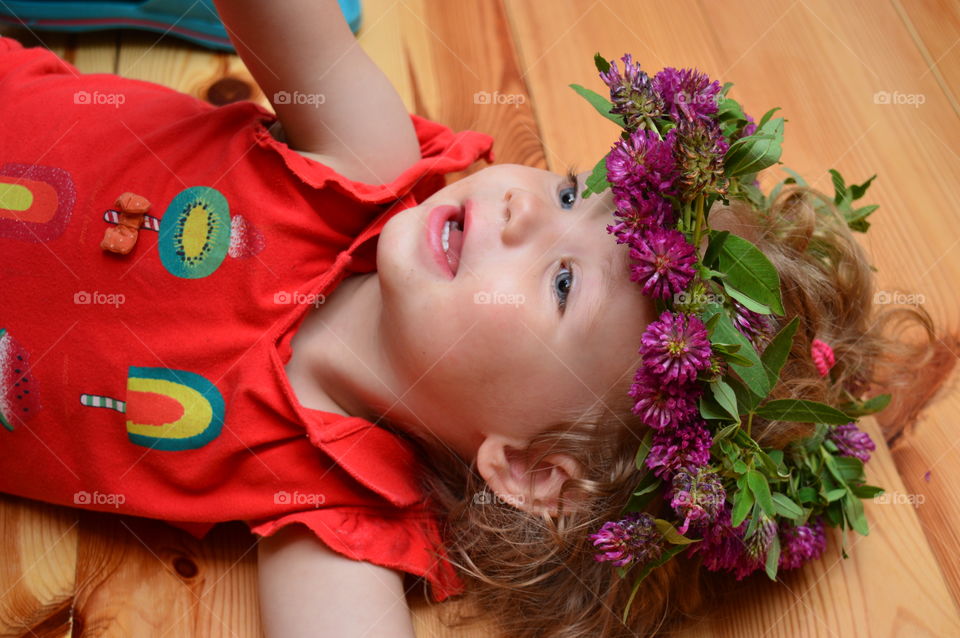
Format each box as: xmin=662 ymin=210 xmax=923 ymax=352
xmin=3 ymin=0 xmax=960 ymax=636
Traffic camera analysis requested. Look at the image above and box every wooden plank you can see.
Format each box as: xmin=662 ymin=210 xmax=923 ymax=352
xmin=72 ymin=515 xmax=260 ymax=637
xmin=893 ymin=0 xmax=960 ymax=120
xmin=0 ymin=494 xmax=78 ymax=638
xmin=116 ymin=29 xmax=268 ymax=110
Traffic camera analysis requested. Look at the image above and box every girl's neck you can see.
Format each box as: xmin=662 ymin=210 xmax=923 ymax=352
xmin=285 ymin=272 xmax=384 ymax=422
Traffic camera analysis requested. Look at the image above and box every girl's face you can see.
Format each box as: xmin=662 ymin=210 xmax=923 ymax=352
xmin=375 ymin=163 xmax=655 ymax=458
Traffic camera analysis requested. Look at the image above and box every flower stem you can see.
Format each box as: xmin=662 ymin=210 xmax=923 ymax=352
xmin=693 ymin=196 xmax=705 ymax=251
xmin=746 ymin=411 xmax=754 ymax=438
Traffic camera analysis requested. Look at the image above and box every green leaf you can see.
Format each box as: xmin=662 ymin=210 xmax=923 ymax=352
xmin=731 ymin=484 xmax=755 ymax=527
xmin=726 ymin=375 xmax=762 ymax=414
xmin=581 ymin=153 xmax=611 ymax=199
xmin=757 ymin=106 xmax=782 ymax=130
xmin=797 ymin=486 xmax=818 ymax=504
xmin=849 ymin=174 xmax=877 ymax=200
xmin=717 ymin=234 xmax=785 ymax=315
xmin=747 ymin=470 xmax=776 ymax=517
xmin=755 ymin=399 xmax=852 ymax=424
xmin=721 ymin=282 xmax=773 ymax=315
xmin=714 ymin=422 xmax=741 ymax=443
xmin=569 ymin=83 xmax=625 ymax=127
xmin=842 ymin=493 xmax=870 ymax=535
xmin=702 ymin=230 xmax=730 ymax=268
xmin=771 ymin=492 xmax=804 ymax=518
xmin=701 ymin=303 xmax=771 ymax=398
xmin=850 ymin=484 xmax=885 ymax=499
xmin=825 ymin=488 xmax=848 ymax=502
xmin=626 ymin=473 xmax=663 ymax=511
xmin=760 ymin=315 xmax=800 ymax=389
xmin=635 ymin=429 xmax=654 ymax=471
xmin=724 ymin=116 xmax=784 ymax=177
xmin=764 ymin=534 xmax=781 ymax=580
xmin=714 ymin=346 xmax=755 ymax=368
xmin=593 ymin=52 xmax=610 ymax=74
xmin=654 ymin=519 xmax=701 ymax=545
xmin=844 ymin=393 xmax=891 ymax=418
xmin=700 ymin=392 xmax=735 ymax=423
xmin=710 ymin=379 xmax=741 ymax=421
xmin=733 ymin=459 xmax=749 ymax=474
xmin=757 ymin=449 xmax=790 ymax=478
xmin=829 ymin=168 xmax=848 ymax=205
xmin=834 ymin=456 xmax=865 ymax=482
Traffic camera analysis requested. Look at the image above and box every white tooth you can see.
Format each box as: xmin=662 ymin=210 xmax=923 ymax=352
xmin=441 ymin=220 xmax=451 ymax=253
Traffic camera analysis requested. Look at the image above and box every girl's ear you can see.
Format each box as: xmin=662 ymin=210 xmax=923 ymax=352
xmin=475 ymin=433 xmax=583 ymax=517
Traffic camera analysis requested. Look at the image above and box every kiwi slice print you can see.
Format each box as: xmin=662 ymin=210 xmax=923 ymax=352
xmin=158 ymin=186 xmax=231 ymax=279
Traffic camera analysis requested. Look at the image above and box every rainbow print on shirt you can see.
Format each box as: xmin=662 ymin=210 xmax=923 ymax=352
xmin=80 ymin=366 xmax=224 ymax=451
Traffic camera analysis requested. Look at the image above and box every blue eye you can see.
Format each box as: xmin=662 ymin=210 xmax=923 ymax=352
xmin=554 ymin=263 xmax=573 ymax=314
xmin=558 ymin=183 xmax=577 ymax=210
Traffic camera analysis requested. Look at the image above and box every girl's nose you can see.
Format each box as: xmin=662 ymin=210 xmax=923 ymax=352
xmin=501 ymin=187 xmax=541 ymax=246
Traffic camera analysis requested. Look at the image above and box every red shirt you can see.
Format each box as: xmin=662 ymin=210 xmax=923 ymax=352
xmin=0 ymin=36 xmax=494 ymax=602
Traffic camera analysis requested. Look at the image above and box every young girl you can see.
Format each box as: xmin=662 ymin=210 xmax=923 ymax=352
xmin=0 ymin=2 xmax=952 ymax=637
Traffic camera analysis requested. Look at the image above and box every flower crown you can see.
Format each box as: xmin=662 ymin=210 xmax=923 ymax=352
xmin=574 ymin=53 xmax=889 ymax=621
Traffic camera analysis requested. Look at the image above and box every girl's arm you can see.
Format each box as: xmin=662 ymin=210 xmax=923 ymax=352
xmin=211 ymin=0 xmax=422 ymax=184
xmin=257 ymin=523 xmax=417 ymax=638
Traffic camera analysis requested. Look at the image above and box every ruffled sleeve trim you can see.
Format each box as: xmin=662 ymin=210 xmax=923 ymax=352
xmin=248 ymin=104 xmax=495 ymax=205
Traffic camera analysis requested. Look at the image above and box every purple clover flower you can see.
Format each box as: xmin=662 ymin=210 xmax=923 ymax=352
xmin=651 ymin=67 xmax=722 ymax=124
xmin=640 ymin=311 xmax=713 ymax=385
xmin=669 ymin=468 xmax=727 ymax=535
xmin=645 ymin=419 xmax=713 ymax=479
xmin=828 ymin=422 xmax=876 ymax=462
xmin=606 ymin=127 xmax=680 ymax=205
xmin=589 ymin=511 xmax=663 ymax=568
xmin=673 ymin=117 xmax=730 ymax=200
xmin=731 ymin=299 xmax=776 ymax=348
xmin=778 ymin=517 xmax=828 ymax=570
xmin=628 ymin=366 xmax=703 ymax=431
xmin=628 ymin=228 xmax=698 ymax=301
xmin=606 ymin=193 xmax=676 ymax=244
xmin=599 ymin=53 xmax=665 ymax=132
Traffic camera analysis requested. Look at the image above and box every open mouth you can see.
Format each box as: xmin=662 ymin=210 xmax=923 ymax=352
xmin=440 ymin=206 xmax=466 ymax=275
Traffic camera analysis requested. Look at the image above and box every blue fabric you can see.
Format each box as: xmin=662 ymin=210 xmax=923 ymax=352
xmin=0 ymin=0 xmax=363 ymax=50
